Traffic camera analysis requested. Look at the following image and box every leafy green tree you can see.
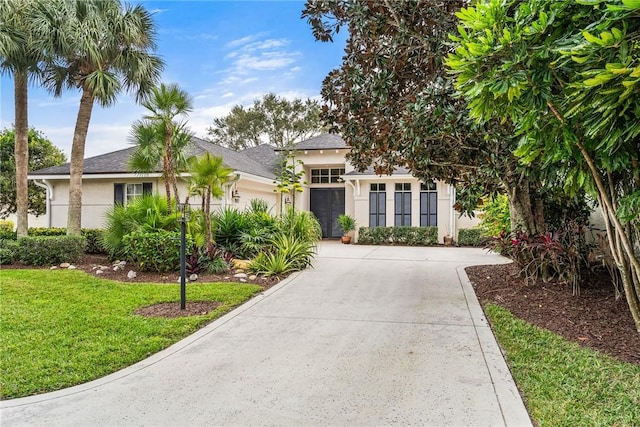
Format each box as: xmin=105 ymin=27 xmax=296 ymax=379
xmin=446 ymin=0 xmax=640 ymax=332
xmin=302 ymin=0 xmax=555 ymax=234
xmin=0 ymin=128 xmax=66 ymax=218
xmin=186 ymin=152 xmax=233 ymax=248
xmin=128 ymin=83 xmax=194 ymax=212
xmin=208 ymin=93 xmax=324 ymax=150
xmin=0 ymin=0 xmax=42 ymax=237
xmin=33 ymin=0 xmax=163 ymax=235
xmin=273 ymin=150 xmax=306 ymax=211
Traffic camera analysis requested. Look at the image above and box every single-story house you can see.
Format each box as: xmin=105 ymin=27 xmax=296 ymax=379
xmin=28 ymin=134 xmax=478 ymax=242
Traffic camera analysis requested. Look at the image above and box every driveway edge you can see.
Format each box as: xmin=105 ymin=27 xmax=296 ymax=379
xmin=456 ymin=265 xmax=533 ymax=427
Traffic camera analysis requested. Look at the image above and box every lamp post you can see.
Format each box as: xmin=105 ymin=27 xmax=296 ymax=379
xmin=177 ymin=202 xmax=187 ymax=310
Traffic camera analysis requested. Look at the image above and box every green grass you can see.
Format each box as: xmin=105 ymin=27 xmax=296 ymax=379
xmin=485 ymin=304 xmax=640 ymax=426
xmin=0 ymin=269 xmax=261 ymax=399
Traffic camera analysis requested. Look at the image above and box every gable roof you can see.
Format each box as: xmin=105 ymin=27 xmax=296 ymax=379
xmin=293 ymin=133 xmax=348 ymax=150
xmin=30 ymin=137 xmax=277 ymax=180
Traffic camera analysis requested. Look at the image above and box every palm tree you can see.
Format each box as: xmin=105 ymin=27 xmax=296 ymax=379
xmin=187 ymin=153 xmax=234 ymax=248
xmin=0 ymin=0 xmax=40 ymax=237
xmin=128 ymin=83 xmax=194 ymax=211
xmin=33 ymin=0 xmax=163 ymax=235
xmin=128 ymin=119 xmax=193 ymax=209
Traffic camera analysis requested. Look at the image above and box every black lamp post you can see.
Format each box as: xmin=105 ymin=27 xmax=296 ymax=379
xmin=177 ymin=202 xmax=187 ymax=310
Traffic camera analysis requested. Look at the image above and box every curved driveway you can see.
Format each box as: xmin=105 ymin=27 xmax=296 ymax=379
xmin=1 ymin=242 xmax=532 ymax=426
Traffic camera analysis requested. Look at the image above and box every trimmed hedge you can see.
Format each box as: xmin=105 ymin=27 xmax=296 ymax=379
xmin=17 ymin=236 xmax=86 ymax=266
xmin=457 ymin=228 xmax=483 ymax=246
xmin=122 ymin=230 xmax=193 ymax=273
xmin=357 ymin=226 xmax=438 ymax=246
xmin=1 ymin=227 xmax=107 ymax=254
xmin=0 ymin=239 xmax=19 ymax=264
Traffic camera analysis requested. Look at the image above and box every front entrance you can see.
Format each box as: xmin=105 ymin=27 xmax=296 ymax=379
xmin=310 ymin=188 xmax=345 ymax=238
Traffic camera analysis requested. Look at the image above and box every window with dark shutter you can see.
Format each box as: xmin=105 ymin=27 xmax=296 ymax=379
xmin=114 ymin=183 xmax=124 ymax=205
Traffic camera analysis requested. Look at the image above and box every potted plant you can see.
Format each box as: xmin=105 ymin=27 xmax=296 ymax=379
xmin=337 ymin=214 xmax=357 ymax=244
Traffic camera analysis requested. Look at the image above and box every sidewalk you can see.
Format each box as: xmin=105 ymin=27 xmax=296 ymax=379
xmin=1 ymin=242 xmax=532 ymax=426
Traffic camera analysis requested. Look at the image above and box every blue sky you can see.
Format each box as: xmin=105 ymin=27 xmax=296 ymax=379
xmin=0 ymin=0 xmax=347 ymax=158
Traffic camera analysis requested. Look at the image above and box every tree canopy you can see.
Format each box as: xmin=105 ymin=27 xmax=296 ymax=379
xmin=446 ymin=0 xmax=640 ymax=331
xmin=0 ymin=127 xmax=66 ymax=217
xmin=302 ymin=0 xmax=569 ymax=233
xmin=207 ymin=93 xmax=325 ymax=150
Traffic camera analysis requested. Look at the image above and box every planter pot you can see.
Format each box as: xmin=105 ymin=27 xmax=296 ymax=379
xmin=443 ymin=235 xmax=453 ymax=246
xmin=341 ymin=236 xmax=352 ymax=244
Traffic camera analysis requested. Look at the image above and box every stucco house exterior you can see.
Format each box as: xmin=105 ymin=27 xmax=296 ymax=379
xmin=28 ymin=134 xmax=478 ymax=242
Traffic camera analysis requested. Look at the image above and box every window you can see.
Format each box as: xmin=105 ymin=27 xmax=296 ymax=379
xmin=310 ymin=168 xmax=345 ymax=184
xmin=394 ymin=183 xmax=411 ymax=226
xmin=369 ymin=183 xmax=386 ymax=227
xmin=420 ymin=181 xmax=437 ymax=226
xmin=114 ymin=182 xmax=152 ymax=205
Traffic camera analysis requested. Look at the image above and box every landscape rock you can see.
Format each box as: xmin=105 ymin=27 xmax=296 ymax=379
xmin=233 ymin=273 xmax=248 ymax=279
xmin=232 ymin=259 xmax=251 ymax=270
xmin=50 ymin=266 xmax=58 ymax=270
xmin=60 ymin=262 xmax=70 ymax=268
xmin=67 ymin=265 xmax=76 ymax=270
xmin=249 ymin=275 xmax=257 ymax=281
xmin=113 ymin=265 xmax=121 ymax=272
xmin=95 ymin=270 xmax=104 ymax=275
xmin=189 ymin=274 xmax=198 ymax=282
xmin=127 ymin=270 xmax=137 ymax=279
xmin=240 ymin=278 xmax=247 ymax=283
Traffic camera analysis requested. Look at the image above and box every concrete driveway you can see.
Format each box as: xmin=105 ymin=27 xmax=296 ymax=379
xmin=1 ymin=242 xmax=532 ymax=426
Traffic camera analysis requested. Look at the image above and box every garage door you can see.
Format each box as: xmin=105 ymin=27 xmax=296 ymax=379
xmin=310 ymin=188 xmax=345 ymax=238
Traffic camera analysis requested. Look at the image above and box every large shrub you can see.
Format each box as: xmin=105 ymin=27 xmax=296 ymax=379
xmin=0 ymin=220 xmax=16 ymax=240
xmin=122 ymin=230 xmax=192 ymax=272
xmin=478 ymin=194 xmax=510 ymax=237
xmin=103 ymin=195 xmax=178 ymax=259
xmin=17 ymin=236 xmax=86 ymax=266
xmin=357 ymin=226 xmax=438 ymax=246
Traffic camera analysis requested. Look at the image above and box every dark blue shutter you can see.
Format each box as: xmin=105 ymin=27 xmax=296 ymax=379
xmin=114 ymin=184 xmax=124 ymax=205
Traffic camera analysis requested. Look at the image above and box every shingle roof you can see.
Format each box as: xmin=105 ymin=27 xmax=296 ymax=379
xmin=240 ymin=144 xmax=280 ymax=175
xmin=293 ymin=133 xmax=348 ymax=150
xmin=30 ymin=137 xmax=277 ymax=179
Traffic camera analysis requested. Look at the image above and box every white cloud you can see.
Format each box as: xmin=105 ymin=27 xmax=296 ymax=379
xmin=222 ymin=92 xmax=234 ymax=98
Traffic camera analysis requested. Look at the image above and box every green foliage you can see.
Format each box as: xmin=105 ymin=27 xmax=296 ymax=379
xmin=0 ymin=127 xmax=66 ymax=217
xmin=337 ymin=214 xmax=356 ymax=234
xmin=211 ymin=206 xmax=251 ymax=255
xmin=122 ymin=230 xmax=190 ymax=273
xmin=247 ymin=198 xmax=271 ymax=215
xmin=250 ymin=233 xmax=316 ymax=276
xmin=457 ymin=228 xmax=483 ymax=246
xmin=0 ymin=220 xmax=16 ymax=240
xmin=82 ymin=229 xmax=106 ymax=254
xmin=486 ymin=305 xmax=640 ymax=426
xmin=103 ymin=194 xmax=178 ymax=259
xmin=273 ymin=151 xmax=306 ymax=210
xmin=17 ymin=235 xmax=86 ymax=266
xmin=478 ymin=194 xmax=511 ymax=237
xmin=0 ymin=239 xmax=19 ymax=264
xmin=277 ymin=207 xmax=322 ymax=242
xmin=357 ymin=226 xmax=438 ymax=246
xmin=205 ymin=256 xmax=230 ymax=274
xmin=0 ymin=269 xmax=259 ymax=398
xmin=207 ymin=92 xmax=324 ymax=150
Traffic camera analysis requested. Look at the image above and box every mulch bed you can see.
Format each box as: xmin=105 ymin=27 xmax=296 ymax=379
xmin=135 ymin=301 xmax=222 ymax=318
xmin=466 ymin=262 xmax=640 ymax=365
xmin=3 ymin=253 xmax=286 ymax=319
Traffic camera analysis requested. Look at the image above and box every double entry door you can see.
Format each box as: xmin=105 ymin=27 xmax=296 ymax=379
xmin=309 ymin=188 xmax=345 ymax=238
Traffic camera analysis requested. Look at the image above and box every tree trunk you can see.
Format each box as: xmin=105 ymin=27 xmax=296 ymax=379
xmin=576 ymin=141 xmax=640 ymax=333
xmin=506 ymin=181 xmax=544 ymax=235
xmin=162 ymin=152 xmax=172 ymax=211
xmin=14 ymin=70 xmax=29 ymax=238
xmin=67 ymin=89 xmax=95 ymax=236
xmin=204 ymin=187 xmax=212 ymax=248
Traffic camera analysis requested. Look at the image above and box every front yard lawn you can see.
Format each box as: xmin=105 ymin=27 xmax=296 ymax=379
xmin=0 ymin=269 xmax=260 ymax=399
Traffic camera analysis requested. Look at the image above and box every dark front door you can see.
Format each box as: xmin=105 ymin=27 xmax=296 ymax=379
xmin=310 ymin=188 xmax=345 ymax=238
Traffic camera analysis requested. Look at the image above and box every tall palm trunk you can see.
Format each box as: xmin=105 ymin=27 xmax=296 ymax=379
xmin=67 ymin=89 xmax=95 ymax=236
xmin=164 ymin=125 xmax=175 ymax=212
xmin=14 ymin=70 xmax=29 ymax=238
xmin=204 ymin=187 xmax=212 ymax=247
